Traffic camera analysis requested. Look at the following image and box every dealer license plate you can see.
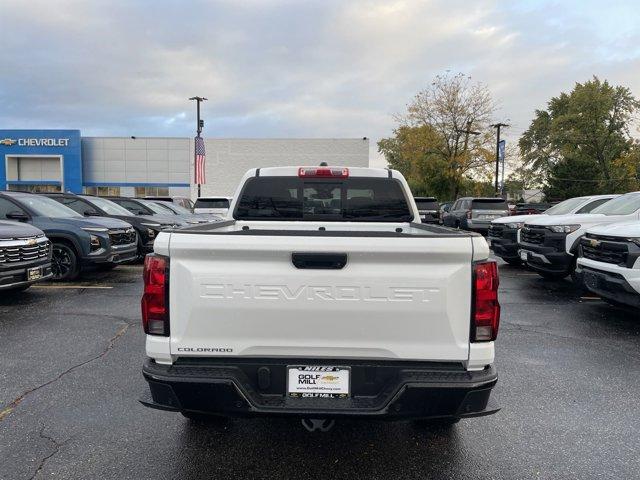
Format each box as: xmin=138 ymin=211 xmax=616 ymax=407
xmin=27 ymin=267 xmax=42 ymax=281
xmin=287 ymin=366 xmax=350 ymax=398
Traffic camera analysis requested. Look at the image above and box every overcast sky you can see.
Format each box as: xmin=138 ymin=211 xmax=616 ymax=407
xmin=1 ymin=0 xmax=639 ymax=166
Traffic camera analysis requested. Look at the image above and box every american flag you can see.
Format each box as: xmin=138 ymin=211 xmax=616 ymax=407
xmin=194 ymin=136 xmax=206 ymax=184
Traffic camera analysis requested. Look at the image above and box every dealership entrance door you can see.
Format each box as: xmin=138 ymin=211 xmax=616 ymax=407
xmin=4 ymin=155 xmax=63 ymax=192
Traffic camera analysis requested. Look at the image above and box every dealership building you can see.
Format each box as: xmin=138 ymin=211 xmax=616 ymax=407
xmin=0 ymin=129 xmax=369 ymax=198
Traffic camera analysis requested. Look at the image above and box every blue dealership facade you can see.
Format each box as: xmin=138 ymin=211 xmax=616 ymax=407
xmin=0 ymin=130 xmax=83 ymax=193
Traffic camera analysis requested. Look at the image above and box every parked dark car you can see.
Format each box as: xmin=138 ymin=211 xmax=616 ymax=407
xmin=442 ymin=197 xmax=510 ymax=233
xmin=106 ymin=197 xmax=193 ymax=226
xmin=148 ymin=200 xmax=221 ymax=224
xmin=0 ymin=220 xmax=52 ymax=292
xmin=144 ymin=196 xmax=194 ymax=211
xmin=514 ymin=203 xmax=552 ymax=215
xmin=414 ymin=197 xmax=440 ymax=224
xmin=0 ymin=192 xmax=137 ymax=281
xmin=44 ymin=193 xmax=179 ymax=259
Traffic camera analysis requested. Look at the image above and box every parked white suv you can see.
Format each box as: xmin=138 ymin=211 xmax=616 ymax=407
xmin=577 ymin=221 xmax=640 ymax=308
xmin=139 ymin=166 xmax=500 ymax=427
xmin=519 ymin=191 xmax=640 ymax=280
xmin=193 ymin=197 xmax=232 ymax=217
xmin=488 ymin=195 xmax=617 ymax=265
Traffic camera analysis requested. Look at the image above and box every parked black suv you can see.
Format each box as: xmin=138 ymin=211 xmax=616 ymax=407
xmin=0 ymin=192 xmax=138 ymax=280
xmin=414 ymin=197 xmax=440 ymax=224
xmin=45 ymin=193 xmax=178 ymax=259
xmin=442 ymin=197 xmax=510 ymax=233
xmin=0 ymin=221 xmax=52 ymax=292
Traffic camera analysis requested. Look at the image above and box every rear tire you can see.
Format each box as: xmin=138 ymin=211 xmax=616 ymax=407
xmin=51 ymin=242 xmax=80 ymax=281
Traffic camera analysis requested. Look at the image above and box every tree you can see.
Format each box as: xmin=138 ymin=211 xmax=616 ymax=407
xmin=519 ymin=77 xmax=640 ymax=198
xmin=379 ymin=73 xmax=497 ymax=199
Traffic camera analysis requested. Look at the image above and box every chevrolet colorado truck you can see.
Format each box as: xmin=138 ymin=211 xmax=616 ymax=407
xmin=577 ymin=221 xmax=640 ymax=308
xmin=519 ymin=191 xmax=640 ymax=281
xmin=140 ymin=166 xmax=500 ymax=427
xmin=489 ymin=195 xmax=617 ymax=265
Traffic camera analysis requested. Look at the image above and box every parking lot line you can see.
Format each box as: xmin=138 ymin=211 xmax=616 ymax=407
xmin=31 ymin=285 xmax=114 ymax=289
xmin=580 ymin=296 xmax=601 ymax=300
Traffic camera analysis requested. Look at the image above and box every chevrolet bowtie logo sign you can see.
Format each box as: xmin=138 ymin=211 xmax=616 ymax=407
xmin=0 ymin=138 xmax=17 ymax=146
xmin=589 ymin=239 xmax=601 ymax=247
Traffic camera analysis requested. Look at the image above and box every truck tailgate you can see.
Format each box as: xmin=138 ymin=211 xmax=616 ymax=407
xmin=167 ymin=233 xmax=473 ymax=361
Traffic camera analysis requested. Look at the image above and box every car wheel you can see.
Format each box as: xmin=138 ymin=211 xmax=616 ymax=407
xmin=51 ymin=242 xmax=80 ymax=281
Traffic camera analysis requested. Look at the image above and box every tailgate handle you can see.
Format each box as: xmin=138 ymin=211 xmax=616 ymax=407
xmin=292 ymin=253 xmax=347 ymax=270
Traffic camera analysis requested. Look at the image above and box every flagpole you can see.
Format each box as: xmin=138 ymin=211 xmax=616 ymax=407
xmin=189 ymin=96 xmax=207 ymax=198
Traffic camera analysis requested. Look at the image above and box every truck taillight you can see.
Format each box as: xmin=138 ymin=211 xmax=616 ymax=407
xmin=298 ymin=167 xmax=349 ymax=178
xmin=142 ymin=254 xmax=169 ymax=336
xmin=472 ymin=261 xmax=500 ymax=342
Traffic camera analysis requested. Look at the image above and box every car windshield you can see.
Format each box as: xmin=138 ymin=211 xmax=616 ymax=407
xmin=155 ymin=202 xmax=192 ymax=215
xmin=195 ymin=198 xmax=230 ymax=209
xmin=137 ymin=199 xmax=175 ymax=215
xmin=545 ymin=197 xmax=588 ymax=215
xmin=82 ymin=196 xmax=133 ymax=216
xmin=18 ymin=195 xmax=82 ymax=218
xmin=590 ymin=193 xmax=640 ymax=215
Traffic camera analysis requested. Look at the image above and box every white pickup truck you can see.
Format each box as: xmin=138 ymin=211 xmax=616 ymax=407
xmin=140 ymin=166 xmax=500 ymax=427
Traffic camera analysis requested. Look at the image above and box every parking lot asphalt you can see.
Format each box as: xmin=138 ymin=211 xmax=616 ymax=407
xmin=1 ymin=260 xmax=639 ymax=480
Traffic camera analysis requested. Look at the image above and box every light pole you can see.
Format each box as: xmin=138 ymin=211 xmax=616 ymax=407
xmin=189 ymin=96 xmax=207 ymax=197
xmin=491 ymin=123 xmax=509 ymax=195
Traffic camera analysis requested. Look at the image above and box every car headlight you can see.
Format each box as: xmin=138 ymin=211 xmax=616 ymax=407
xmin=82 ymin=227 xmax=109 ymax=233
xmin=626 ymin=237 xmax=640 ymax=247
xmin=505 ymin=222 xmax=524 ymax=229
xmin=547 ymin=224 xmax=581 ymax=234
xmin=89 ymin=234 xmax=101 ymax=250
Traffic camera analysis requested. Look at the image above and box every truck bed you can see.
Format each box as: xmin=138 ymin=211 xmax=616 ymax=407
xmin=154 ymin=220 xmax=487 ymax=364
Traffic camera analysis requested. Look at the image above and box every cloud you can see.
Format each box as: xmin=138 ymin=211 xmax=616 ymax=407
xmin=0 ymin=0 xmax=639 ymax=168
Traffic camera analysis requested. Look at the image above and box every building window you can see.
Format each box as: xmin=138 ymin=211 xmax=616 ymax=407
xmin=134 ymin=186 xmax=169 ymax=197
xmin=8 ymin=184 xmax=62 ymax=193
xmin=83 ymin=186 xmax=121 ymax=197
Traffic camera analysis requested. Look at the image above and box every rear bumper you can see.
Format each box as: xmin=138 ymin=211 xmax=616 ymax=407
xmin=141 ymin=358 xmax=499 ymax=420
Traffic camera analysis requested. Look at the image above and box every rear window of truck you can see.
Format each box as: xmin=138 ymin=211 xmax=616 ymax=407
xmin=471 ymin=199 xmax=508 ymax=210
xmin=195 ymin=198 xmax=230 ymax=209
xmin=415 ymin=199 xmax=438 ymax=210
xmin=234 ymin=177 xmax=413 ymax=222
